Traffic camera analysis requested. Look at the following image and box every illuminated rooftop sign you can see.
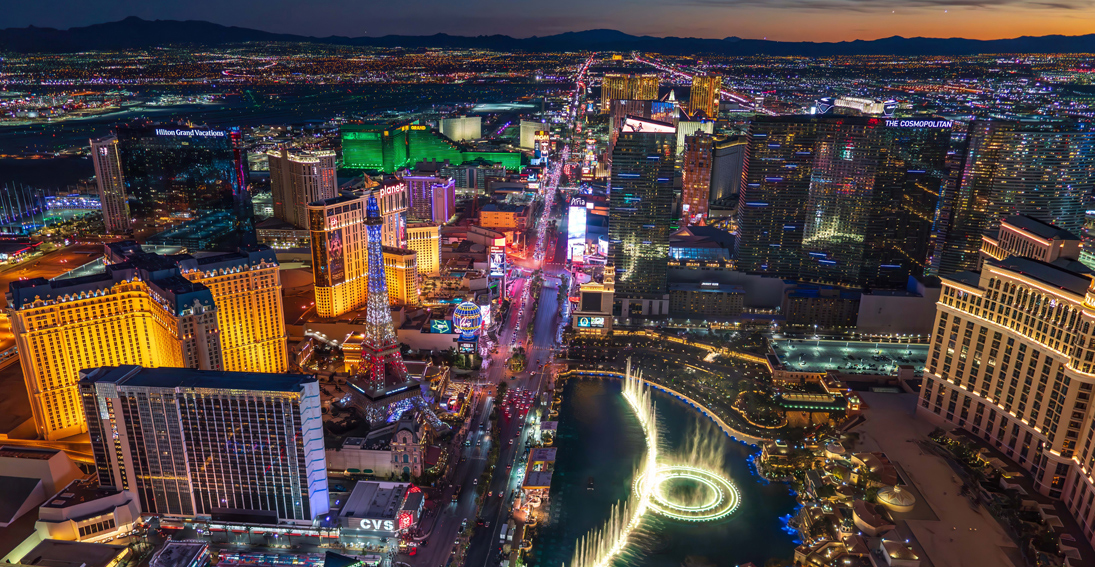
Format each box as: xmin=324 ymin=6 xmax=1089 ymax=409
xmin=884 ymin=119 xmax=952 ymax=129
xmin=154 ymin=128 xmax=227 ymax=137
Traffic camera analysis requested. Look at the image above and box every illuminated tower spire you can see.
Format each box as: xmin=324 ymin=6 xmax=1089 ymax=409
xmin=361 ymin=195 xmax=408 ymax=386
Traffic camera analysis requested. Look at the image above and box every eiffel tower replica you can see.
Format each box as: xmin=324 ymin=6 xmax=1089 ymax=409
xmin=348 ymin=195 xmax=418 ymax=424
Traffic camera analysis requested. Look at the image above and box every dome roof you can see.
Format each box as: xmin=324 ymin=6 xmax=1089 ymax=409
xmin=826 ymin=442 xmax=846 ymax=454
xmin=878 ymin=485 xmax=916 ymax=509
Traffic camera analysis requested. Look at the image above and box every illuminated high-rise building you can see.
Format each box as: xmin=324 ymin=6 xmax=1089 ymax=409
xmin=709 ymin=136 xmax=746 ymax=205
xmin=600 ymin=74 xmax=631 ymax=114
xmin=9 ymin=258 xmax=222 ymax=440
xmin=89 ymin=136 xmax=131 ymax=234
xmin=268 ymin=148 xmax=337 ymax=228
xmin=114 ymin=124 xmax=254 ymax=248
xmin=174 ymin=247 xmax=288 ymax=374
xmin=383 ymin=247 xmax=419 ymax=307
xmin=918 ymin=257 xmax=1095 ymax=546
xmin=735 ymin=115 xmax=951 ymax=289
xmin=405 ymin=174 xmax=455 ymax=224
xmin=632 ymin=75 xmax=659 ymax=101
xmin=608 ymin=119 xmax=676 ymax=297
xmin=81 ymin=365 xmax=328 ymax=521
xmin=439 ymin=116 xmax=481 ymax=142
xmin=600 ymin=74 xmax=660 ymax=113
xmin=370 ymin=178 xmax=410 ymax=248
xmin=689 ymin=74 xmax=722 ymax=119
xmin=681 ymin=134 xmax=714 ymax=225
xmin=308 ymin=193 xmax=369 ymax=318
xmin=8 ymin=242 xmax=288 ymax=441
xmin=406 ymin=223 xmax=441 ymax=276
xmin=675 ymin=119 xmax=714 ymax=159
xmin=932 ymin=120 xmax=1095 ymax=276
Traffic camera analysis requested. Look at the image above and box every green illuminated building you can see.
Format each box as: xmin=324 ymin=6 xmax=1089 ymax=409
xmin=341 ymin=122 xmax=521 ymax=173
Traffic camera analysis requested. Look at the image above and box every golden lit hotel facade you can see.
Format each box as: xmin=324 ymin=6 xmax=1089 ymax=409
xmin=406 ymin=223 xmax=441 ymax=277
xmin=309 ymin=193 xmax=369 ymax=318
xmin=918 ymin=256 xmax=1095 ymax=545
xmin=7 ymin=242 xmax=286 ymax=441
xmin=383 ymin=246 xmax=419 ymax=307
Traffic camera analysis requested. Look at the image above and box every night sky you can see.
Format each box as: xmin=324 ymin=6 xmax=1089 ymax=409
xmin=3 ymin=0 xmax=1093 ymax=42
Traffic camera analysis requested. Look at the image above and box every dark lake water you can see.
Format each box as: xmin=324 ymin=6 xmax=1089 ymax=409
xmin=530 ymin=378 xmax=798 ymax=567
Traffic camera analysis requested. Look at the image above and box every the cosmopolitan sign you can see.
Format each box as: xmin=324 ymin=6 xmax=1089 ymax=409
xmin=154 ymin=128 xmax=227 ymax=137
xmin=884 ymin=119 xmax=953 ymax=129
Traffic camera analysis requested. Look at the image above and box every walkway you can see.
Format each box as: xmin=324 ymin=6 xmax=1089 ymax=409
xmin=561 ymin=369 xmax=767 ymax=445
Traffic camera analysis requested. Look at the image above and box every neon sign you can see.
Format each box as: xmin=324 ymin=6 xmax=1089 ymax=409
xmin=154 ymin=129 xmax=226 ymax=137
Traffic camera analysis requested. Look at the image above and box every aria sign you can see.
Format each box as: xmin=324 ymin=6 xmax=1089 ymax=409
xmin=154 ymin=128 xmax=227 ymax=137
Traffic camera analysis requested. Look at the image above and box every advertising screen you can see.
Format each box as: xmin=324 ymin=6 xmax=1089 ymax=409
xmin=576 ymin=316 xmax=605 ymax=328
xmin=489 ymin=246 xmax=505 ymax=277
xmin=328 ymin=228 xmax=346 ymax=285
xmin=567 ymin=205 xmax=586 ymax=261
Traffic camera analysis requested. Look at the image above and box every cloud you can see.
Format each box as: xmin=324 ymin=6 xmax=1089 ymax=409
xmin=685 ymin=0 xmax=1089 ymax=11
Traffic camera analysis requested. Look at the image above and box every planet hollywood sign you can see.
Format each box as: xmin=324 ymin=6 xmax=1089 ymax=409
xmin=884 ymin=119 xmax=953 ymax=129
xmin=154 ymin=128 xmax=227 ymax=137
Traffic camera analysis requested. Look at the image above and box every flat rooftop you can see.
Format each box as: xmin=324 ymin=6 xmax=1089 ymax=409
xmin=151 ymin=541 xmax=207 ymax=567
xmin=80 ymin=365 xmax=315 ymax=393
xmin=770 ymin=339 xmax=928 ymax=376
xmin=42 ymin=479 xmax=122 ymax=509
xmin=0 ymin=446 xmax=59 ymax=460
xmin=989 ymin=256 xmax=1092 ymax=296
xmin=13 ymin=540 xmax=128 ymax=567
xmin=522 ymin=470 xmax=553 ymax=489
xmin=339 ymin=481 xmax=411 ymax=520
xmin=1001 ymin=215 xmax=1081 ymax=241
xmin=529 ymin=448 xmax=557 ymax=463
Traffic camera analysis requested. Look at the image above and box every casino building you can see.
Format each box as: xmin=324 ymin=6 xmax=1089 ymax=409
xmin=8 ymin=241 xmax=286 ymax=440
xmin=918 ymin=251 xmax=1095 ymax=545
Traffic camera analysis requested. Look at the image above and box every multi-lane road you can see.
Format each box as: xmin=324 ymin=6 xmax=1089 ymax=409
xmin=407 ymin=55 xmax=593 ymax=567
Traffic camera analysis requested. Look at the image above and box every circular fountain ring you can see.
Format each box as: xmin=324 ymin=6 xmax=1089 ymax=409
xmin=634 ymin=464 xmax=740 ymax=522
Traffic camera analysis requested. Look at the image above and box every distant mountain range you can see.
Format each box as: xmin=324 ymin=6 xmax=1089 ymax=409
xmin=3 ymin=16 xmax=1095 ymax=56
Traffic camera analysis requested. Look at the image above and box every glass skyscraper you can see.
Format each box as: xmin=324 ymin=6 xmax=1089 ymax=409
xmin=609 ymin=120 xmax=676 ymax=297
xmin=115 ymin=124 xmax=254 ymax=248
xmin=736 ymin=115 xmax=952 ymax=289
xmin=932 ymin=120 xmax=1095 ymax=275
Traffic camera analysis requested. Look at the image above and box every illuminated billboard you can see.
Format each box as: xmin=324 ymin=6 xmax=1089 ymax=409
xmin=490 ymin=246 xmax=505 ymax=277
xmin=430 ymin=320 xmax=453 ymax=334
xmin=576 ymin=316 xmax=605 ymax=328
xmin=623 ymin=116 xmax=675 ymax=134
xmin=328 ymin=228 xmax=346 ymax=285
xmin=567 ymin=204 xmax=587 ymax=261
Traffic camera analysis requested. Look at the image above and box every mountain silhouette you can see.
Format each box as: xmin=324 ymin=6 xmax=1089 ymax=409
xmin=2 ymin=17 xmax=1094 ymax=55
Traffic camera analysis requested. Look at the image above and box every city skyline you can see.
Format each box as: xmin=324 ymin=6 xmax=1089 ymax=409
xmin=4 ymin=2 xmax=1095 ymax=43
